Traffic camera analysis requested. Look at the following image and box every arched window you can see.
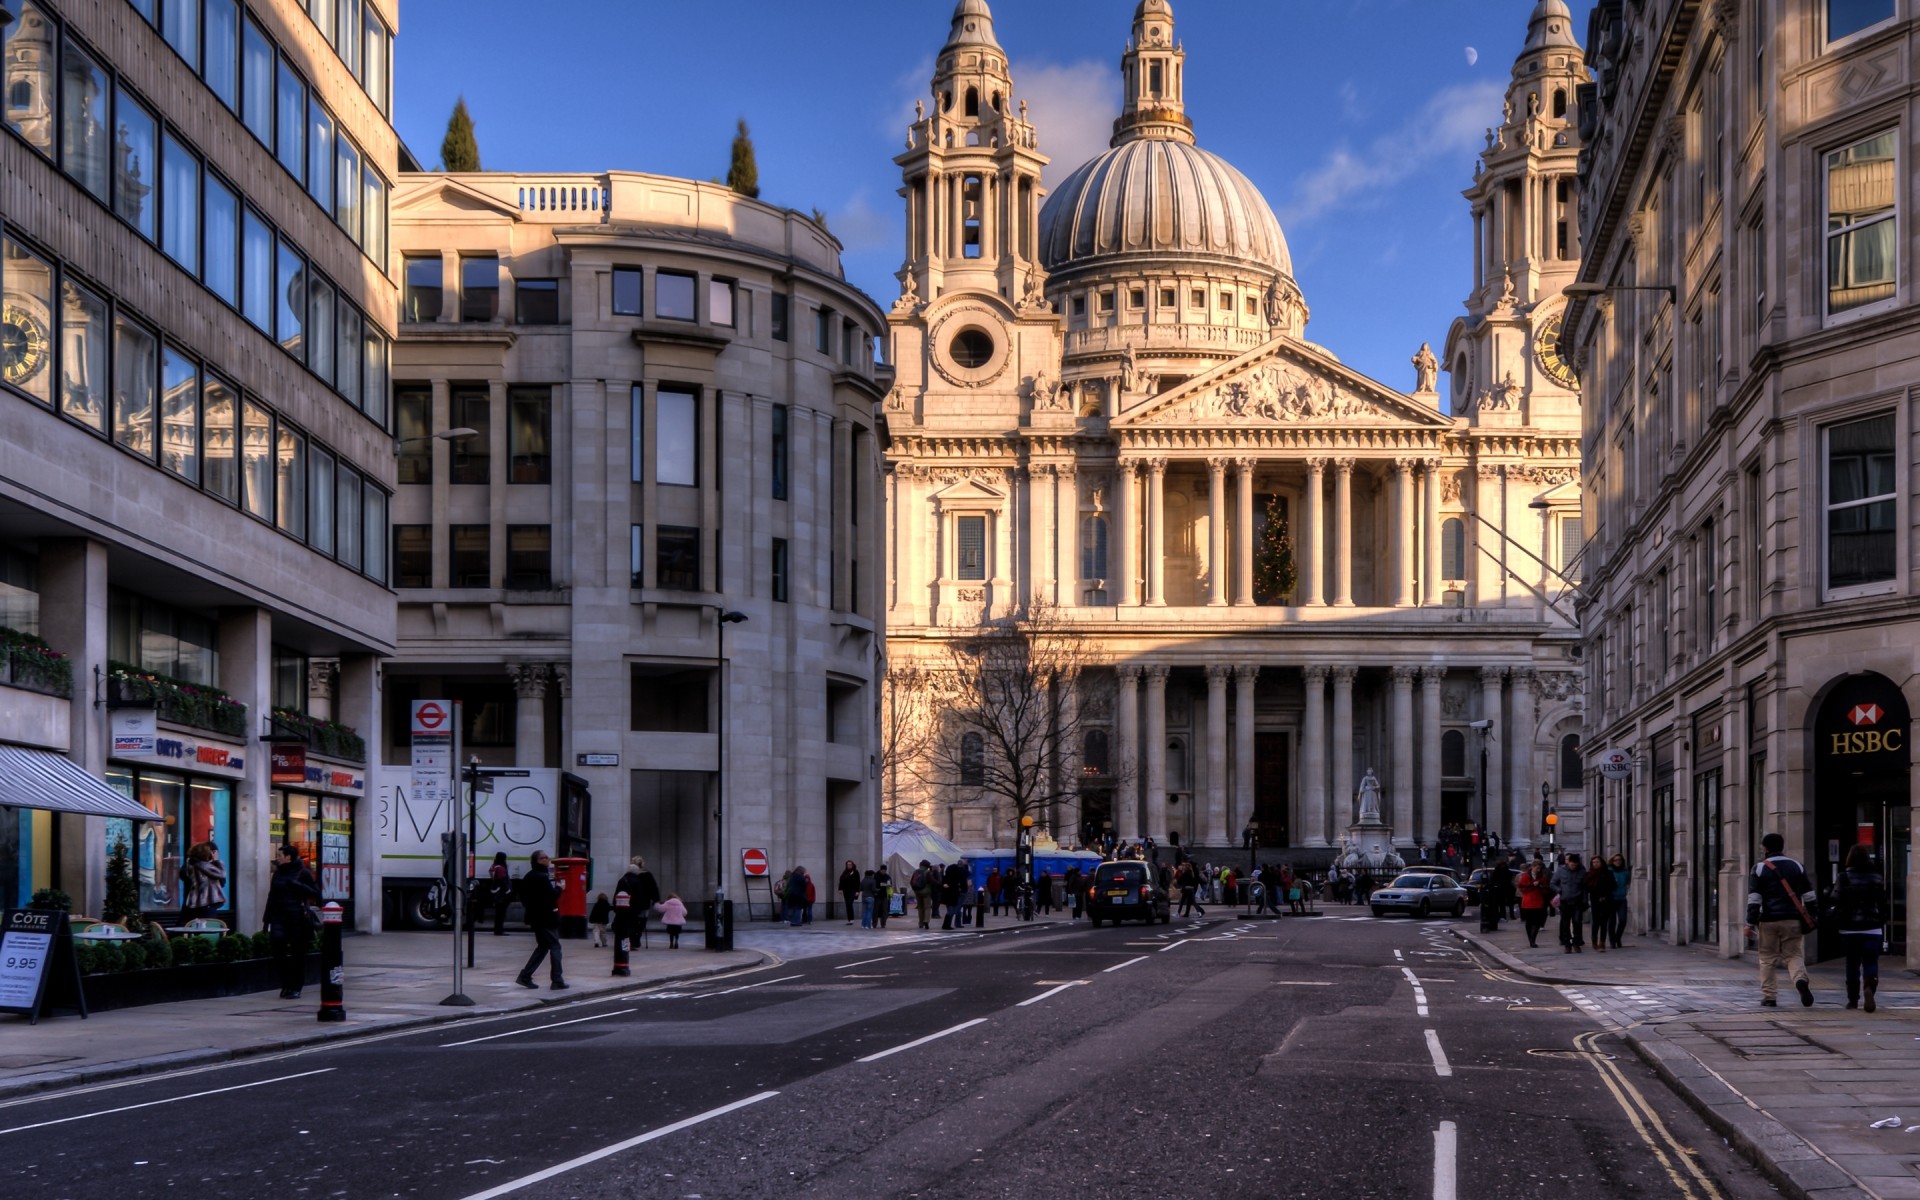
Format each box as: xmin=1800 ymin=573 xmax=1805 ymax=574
xmin=961 ymin=174 xmax=983 ymax=257
xmin=1451 ymin=354 xmax=1469 ymax=411
xmin=964 ymin=86 xmax=979 ymax=117
xmin=1167 ymin=738 xmax=1188 ymax=790
xmin=1080 ymin=514 xmax=1109 ymax=580
xmin=1552 ymin=88 xmax=1568 ymax=118
xmin=1441 ymin=729 xmax=1467 ymax=777
xmin=1559 ymin=733 xmax=1582 ymax=789
xmin=1442 ymin=517 xmax=1466 ymax=580
xmin=1083 ymin=729 xmax=1110 ymax=776
xmin=959 ymin=732 xmax=984 ymax=786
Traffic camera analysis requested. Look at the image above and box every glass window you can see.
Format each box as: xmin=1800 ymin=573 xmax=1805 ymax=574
xmin=1442 ymin=517 xmax=1466 ymax=579
xmin=656 ymin=388 xmax=696 ymax=486
xmin=60 ymin=35 xmax=109 ymax=200
xmin=629 ymin=523 xmax=643 ymax=583
xmin=1825 ymin=130 xmax=1897 ymax=314
xmin=203 ymin=0 xmax=238 ymax=110
xmin=656 ymin=526 xmax=699 ymax=590
xmin=112 ymin=87 xmax=157 ymax=239
xmin=629 ymin=385 xmax=644 ymax=483
xmin=403 ymin=255 xmax=440 ymax=323
xmin=363 ymin=170 xmax=386 ymax=269
xmin=506 ymin=526 xmax=551 ymax=588
xmin=240 ymin=397 xmax=271 ymax=521
xmin=309 ymin=448 xmax=334 ymax=555
xmin=363 ymin=11 xmax=389 ymax=116
xmin=392 ymin=524 xmax=429 ymax=588
xmin=308 ymin=274 xmax=335 ymax=385
xmin=336 ymin=0 xmax=362 ymax=81
xmin=276 ymin=238 xmax=304 ymax=360
xmin=161 ymin=133 xmax=198 ymax=271
xmin=335 ymin=463 xmax=360 ymax=569
xmin=241 ymin=207 xmax=272 ymax=332
xmin=449 ymin=525 xmax=489 ymax=587
xmin=1080 ymin=514 xmax=1108 ymax=579
xmin=772 ymin=537 xmax=789 ymax=602
xmin=1559 ymin=515 xmax=1585 ymax=577
xmin=334 ymin=136 xmax=361 ymax=242
xmin=814 ymin=307 xmax=832 ymax=353
xmin=274 ymin=57 xmax=303 ymax=181
xmin=709 ymin=279 xmax=735 ymax=326
xmin=508 ymin=386 xmax=550 ymax=483
xmin=959 ymin=732 xmax=984 ymax=785
xmin=241 ymin=15 xmax=272 ymax=146
xmin=159 ymin=346 xmax=198 ymax=483
xmin=770 ymin=404 xmax=788 ymax=499
xmin=460 ymin=255 xmax=498 ymax=321
xmin=275 ymin=422 xmax=306 ymax=538
xmin=770 ymin=291 xmax=788 ymax=341
xmin=515 ymin=278 xmax=560 ymax=324
xmin=162 ymin=0 xmax=199 ymax=70
xmin=202 ymin=374 xmax=237 ymax=501
xmin=1 ymin=235 xmax=53 ymax=406
xmin=311 ymin=0 xmax=337 ymax=48
xmin=306 ymin=100 xmax=333 ymax=211
xmin=362 ymin=483 xmax=385 ymax=582
xmin=451 ymin=388 xmax=490 ymax=484
xmin=1826 ymin=413 xmax=1896 ymax=590
xmin=112 ymin=315 xmax=157 ymax=459
xmin=611 ymin=267 xmax=641 ymax=316
xmin=203 ymin=174 xmax=237 ymax=304
xmin=657 ymin=272 xmax=695 ymax=320
xmin=335 ymin=302 xmax=362 ymax=408
xmin=956 ymin=514 xmax=986 ymax=580
xmin=58 ymin=275 xmax=106 ymax=425
xmin=1828 ymin=0 xmax=1895 ymax=42
xmin=394 ymin=386 xmax=430 ymax=484
xmin=362 ymin=325 xmax=387 ymax=425
xmin=3 ymin=2 xmax=55 ymax=158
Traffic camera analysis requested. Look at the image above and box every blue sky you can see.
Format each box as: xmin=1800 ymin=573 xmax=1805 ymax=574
xmin=395 ymin=0 xmax=1594 ymax=391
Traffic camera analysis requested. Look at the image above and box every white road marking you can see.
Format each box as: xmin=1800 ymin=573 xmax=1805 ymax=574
xmin=1273 ymin=981 xmax=1332 ymax=986
xmin=835 ymin=956 xmax=892 ymax=970
xmin=443 ymin=1007 xmax=639 ymax=1047
xmin=698 ymin=973 xmax=804 ymax=997
xmin=856 ymin=1017 xmax=989 ymax=1063
xmin=0 ymin=1068 xmax=336 ymax=1136
xmin=456 ymin=1091 xmax=778 ymax=1199
xmin=1425 ymin=1029 xmax=1453 ymax=1078
xmin=1434 ymin=1120 xmax=1458 ymax=1200
xmin=1103 ymin=955 xmax=1149 ymax=973
xmin=1017 ymin=981 xmax=1089 ymax=1007
xmin=1157 ymin=939 xmax=1190 ymax=953
xmin=1394 ymin=950 xmax=1404 ymax=961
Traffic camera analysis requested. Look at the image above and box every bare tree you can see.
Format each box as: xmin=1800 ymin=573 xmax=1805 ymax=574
xmin=879 ymin=659 xmax=948 ymax=823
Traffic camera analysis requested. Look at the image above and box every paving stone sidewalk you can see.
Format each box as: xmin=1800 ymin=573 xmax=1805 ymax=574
xmin=1456 ymin=920 xmax=1920 ymax=1200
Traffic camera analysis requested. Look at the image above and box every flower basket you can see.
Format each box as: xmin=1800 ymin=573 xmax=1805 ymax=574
xmin=0 ymin=626 xmax=72 ymax=697
xmin=270 ymin=707 xmax=368 ymax=763
xmin=108 ymin=662 xmax=248 ymax=738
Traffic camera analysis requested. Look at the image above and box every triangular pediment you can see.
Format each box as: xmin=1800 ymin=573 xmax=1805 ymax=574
xmin=392 ymin=177 xmax=523 ymax=221
xmin=1115 ymin=337 xmax=1454 ymax=430
xmin=927 ymin=477 xmax=1007 ymax=503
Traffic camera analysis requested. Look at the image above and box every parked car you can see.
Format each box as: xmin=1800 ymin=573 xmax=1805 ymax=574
xmin=1370 ymin=872 xmax=1469 ymax=918
xmin=1086 ymin=861 xmax=1171 ymax=926
xmin=1463 ymin=868 xmax=1492 ymax=905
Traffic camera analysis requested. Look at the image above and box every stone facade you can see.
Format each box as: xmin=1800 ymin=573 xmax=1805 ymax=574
xmin=1569 ymin=0 xmax=1920 ymax=964
xmin=389 ymin=171 xmax=888 ymax=910
xmin=884 ymin=1 xmax=1588 ymax=862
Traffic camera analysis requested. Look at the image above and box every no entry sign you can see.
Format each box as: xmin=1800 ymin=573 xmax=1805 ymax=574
xmin=740 ymin=848 xmax=770 ymax=877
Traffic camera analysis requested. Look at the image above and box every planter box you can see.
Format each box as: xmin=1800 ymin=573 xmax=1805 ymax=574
xmin=79 ymin=953 xmax=321 ymax=1012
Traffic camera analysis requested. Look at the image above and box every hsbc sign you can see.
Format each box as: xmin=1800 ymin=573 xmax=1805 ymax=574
xmin=1816 ymin=675 xmax=1911 ymax=768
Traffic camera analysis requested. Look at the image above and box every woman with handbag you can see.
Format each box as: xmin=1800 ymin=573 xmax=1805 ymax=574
xmin=1582 ymin=855 xmax=1613 ymax=953
xmin=1515 ymin=860 xmax=1553 ymax=947
xmin=1834 ymin=845 xmax=1891 ymax=1012
xmin=263 ymin=844 xmax=321 ymax=999
xmin=1549 ymin=852 xmax=1588 ymax=953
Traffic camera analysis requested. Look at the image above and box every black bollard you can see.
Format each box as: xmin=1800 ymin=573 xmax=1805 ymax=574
xmin=317 ymin=902 xmax=345 ymax=1022
xmin=611 ymin=890 xmax=631 ymax=976
xmin=974 ymin=887 xmax=986 ymax=928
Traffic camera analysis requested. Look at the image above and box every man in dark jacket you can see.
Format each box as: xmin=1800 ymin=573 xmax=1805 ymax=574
xmin=1746 ymin=832 xmax=1817 ymax=1007
xmin=263 ymin=845 xmax=321 ymax=999
xmin=515 ymin=851 xmax=567 ymax=991
xmin=940 ymin=861 xmax=968 ymax=929
xmin=613 ymin=857 xmax=662 ymax=953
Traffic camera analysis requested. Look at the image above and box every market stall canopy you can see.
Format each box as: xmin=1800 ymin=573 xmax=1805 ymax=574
xmin=0 ymin=745 xmax=156 ymax=820
xmin=882 ymin=819 xmax=966 ymax=880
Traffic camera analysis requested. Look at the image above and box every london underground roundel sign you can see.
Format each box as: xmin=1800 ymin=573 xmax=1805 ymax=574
xmin=1596 ymin=748 xmax=1634 ymax=780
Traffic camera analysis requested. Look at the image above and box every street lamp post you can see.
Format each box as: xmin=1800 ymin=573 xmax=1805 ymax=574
xmin=711 ymin=610 xmax=748 ymax=950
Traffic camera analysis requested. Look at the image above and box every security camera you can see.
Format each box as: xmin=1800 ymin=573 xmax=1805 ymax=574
xmin=1468 ymin=719 xmax=1494 ymax=730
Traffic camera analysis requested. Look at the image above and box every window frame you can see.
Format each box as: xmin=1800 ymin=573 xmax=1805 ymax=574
xmin=1824 ymin=0 xmax=1898 ymax=47
xmin=1821 ymin=126 xmax=1900 ymax=323
xmin=1821 ymin=410 xmax=1901 ymax=599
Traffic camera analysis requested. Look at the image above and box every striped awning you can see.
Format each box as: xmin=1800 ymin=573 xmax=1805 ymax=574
xmin=0 ymin=745 xmax=156 ymax=820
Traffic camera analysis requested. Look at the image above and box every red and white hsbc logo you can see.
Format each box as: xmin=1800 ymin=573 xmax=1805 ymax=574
xmin=1849 ymin=704 xmax=1884 ymax=727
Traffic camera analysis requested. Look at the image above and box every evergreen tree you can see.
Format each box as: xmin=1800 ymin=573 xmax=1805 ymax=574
xmin=441 ymin=97 xmax=481 ymax=172
xmin=1253 ymin=494 xmax=1298 ymax=605
xmin=103 ymin=838 xmax=148 ymax=932
xmin=726 ymin=118 xmax=759 ymax=198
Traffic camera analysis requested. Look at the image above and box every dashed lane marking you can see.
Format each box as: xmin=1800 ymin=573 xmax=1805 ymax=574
xmin=856 ymin=1017 xmax=989 ymax=1063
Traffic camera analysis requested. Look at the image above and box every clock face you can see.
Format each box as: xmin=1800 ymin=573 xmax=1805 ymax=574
xmin=1533 ymin=311 xmax=1578 ymax=391
xmin=0 ymin=304 xmax=48 ymax=388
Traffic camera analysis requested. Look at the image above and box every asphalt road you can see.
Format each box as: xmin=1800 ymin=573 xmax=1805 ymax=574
xmin=1 ymin=911 xmax=1780 ymax=1200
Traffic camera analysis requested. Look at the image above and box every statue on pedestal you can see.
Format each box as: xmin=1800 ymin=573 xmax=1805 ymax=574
xmin=1356 ymin=768 xmax=1382 ymax=824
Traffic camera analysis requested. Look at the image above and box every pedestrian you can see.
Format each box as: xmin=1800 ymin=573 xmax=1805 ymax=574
xmin=940 ymin=860 xmax=967 ymax=929
xmin=656 ymin=893 xmax=689 ymax=949
xmin=784 ymin=866 xmax=808 ymax=927
xmin=1583 ymin=854 xmax=1613 ymax=953
xmin=1605 ymin=854 xmax=1631 ymax=947
xmin=802 ymin=868 xmax=816 ymax=924
xmin=1515 ymin=859 xmax=1552 ymax=947
xmin=986 ymin=866 xmax=1003 ymax=915
xmin=1746 ymin=832 xmax=1818 ymax=1008
xmin=957 ymin=873 xmax=976 ymax=927
xmin=614 ymin=857 xmax=662 ymax=951
xmin=262 ymin=844 xmax=320 ymax=999
xmin=488 ymin=851 xmax=512 ymax=935
xmin=181 ymin=840 xmax=227 ymax=922
xmin=859 ymin=869 xmax=876 ymax=928
xmin=1481 ymin=853 xmax=1513 ymax=933
xmin=1064 ymin=864 xmax=1083 ymax=919
xmin=838 ymin=859 xmax=861 ymax=925
xmin=873 ymin=865 xmax=893 ymax=928
xmin=1832 ymin=845 xmax=1889 ymax=1012
xmin=1034 ymin=871 xmax=1055 ymax=916
xmin=1550 ymin=852 xmax=1587 ymax=953
xmin=515 ymin=850 xmax=567 ymax=990
xmin=588 ymin=891 xmax=612 ymax=947
xmin=912 ymin=860 xmax=934 ymax=928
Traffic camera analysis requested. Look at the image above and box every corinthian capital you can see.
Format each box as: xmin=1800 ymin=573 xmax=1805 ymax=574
xmin=507 ymin=662 xmax=551 ymax=699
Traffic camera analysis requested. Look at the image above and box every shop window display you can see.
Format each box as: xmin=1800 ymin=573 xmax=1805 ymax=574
xmin=106 ymin=769 xmax=232 ymax=913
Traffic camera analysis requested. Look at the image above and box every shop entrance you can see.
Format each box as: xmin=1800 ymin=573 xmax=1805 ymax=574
xmin=1811 ymin=673 xmax=1911 ymax=961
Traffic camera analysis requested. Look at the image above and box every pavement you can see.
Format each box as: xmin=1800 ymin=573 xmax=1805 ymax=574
xmin=1454 ymin=916 xmax=1920 ymax=1200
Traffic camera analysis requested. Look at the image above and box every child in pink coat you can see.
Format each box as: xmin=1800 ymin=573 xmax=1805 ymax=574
xmin=656 ymin=894 xmax=689 ymax=948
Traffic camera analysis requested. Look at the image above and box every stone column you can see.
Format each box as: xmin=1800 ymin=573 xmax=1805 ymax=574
xmin=1115 ymin=666 xmax=1141 ymax=836
xmin=1206 ymin=458 xmax=1229 ymax=606
xmin=1301 ymin=666 xmax=1329 ymax=846
xmin=1145 ymin=458 xmax=1168 ymax=607
xmin=552 ymin=664 xmax=573 ymax=772
xmin=1115 ymin=460 xmax=1139 ymax=606
xmin=306 ymin=661 xmax=339 ymax=723
xmin=335 ymin=654 xmax=381 ymax=932
xmin=1205 ymin=665 xmax=1230 ymax=844
xmin=1331 ymin=666 xmax=1357 ymax=837
xmin=1479 ymin=666 xmax=1506 ymax=839
xmin=1509 ymin=667 xmax=1537 ymax=848
xmin=507 ymin=663 xmax=550 ymax=768
xmin=1234 ymin=458 xmax=1257 ymax=606
xmin=1419 ymin=667 xmax=1444 ymax=848
xmin=1030 ymin=463 xmax=1055 ymax=607
xmin=1054 ymin=465 xmax=1078 ymax=607
xmin=1302 ymin=458 xmax=1326 ymax=606
xmin=1055 ymin=674 xmax=1079 ymax=837
xmin=1233 ymin=665 xmax=1258 ymax=841
xmin=1332 ymin=459 xmax=1355 ymax=606
xmin=218 ymin=606 xmax=273 ymax=934
xmin=1422 ymin=460 xmax=1444 ymax=605
xmin=1392 ymin=459 xmax=1416 ymax=607
xmin=1391 ymin=666 xmax=1416 ymax=845
xmin=39 ymin=538 xmax=108 ymax=917
xmin=1145 ymin=665 xmax=1169 ymax=838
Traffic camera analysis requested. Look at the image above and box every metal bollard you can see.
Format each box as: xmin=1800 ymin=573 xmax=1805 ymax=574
xmin=317 ymin=902 xmax=345 ymax=1022
xmin=611 ymin=890 xmax=631 ymax=976
xmin=975 ymin=888 xmax=986 ymax=928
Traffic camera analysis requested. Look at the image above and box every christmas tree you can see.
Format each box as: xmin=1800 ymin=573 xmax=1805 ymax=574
xmin=1253 ymin=494 xmax=1297 ymax=605
xmin=103 ymin=837 xmax=148 ymax=932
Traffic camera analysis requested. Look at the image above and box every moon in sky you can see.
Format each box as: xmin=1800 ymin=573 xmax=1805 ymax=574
xmin=1465 ymin=46 xmax=1479 ymax=66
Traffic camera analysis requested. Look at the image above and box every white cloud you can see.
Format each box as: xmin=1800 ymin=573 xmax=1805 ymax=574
xmin=1277 ymin=80 xmax=1504 ymax=227
xmin=1010 ymin=59 xmax=1114 ymax=187
xmin=826 ymin=190 xmax=897 ymax=255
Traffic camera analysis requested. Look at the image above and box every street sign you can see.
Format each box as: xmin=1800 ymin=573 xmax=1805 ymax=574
xmin=740 ymin=847 xmax=770 ymax=877
xmin=1596 ymin=748 xmax=1635 ymax=780
xmin=411 ymin=700 xmax=450 ymax=735
xmin=577 ymin=753 xmax=619 ymax=767
xmin=0 ymin=909 xmax=85 ymax=1023
xmin=410 ymin=699 xmax=454 ymax=805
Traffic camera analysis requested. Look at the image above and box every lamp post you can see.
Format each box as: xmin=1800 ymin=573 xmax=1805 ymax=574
xmin=1472 ymin=719 xmax=1494 ymax=844
xmin=1544 ymin=789 xmax=1559 ymax=858
xmin=711 ymin=610 xmax=748 ymax=950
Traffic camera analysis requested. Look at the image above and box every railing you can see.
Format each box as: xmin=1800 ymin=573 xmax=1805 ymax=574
xmin=108 ymin=665 xmax=248 ymax=740
xmin=270 ymin=708 xmax=368 ymax=763
xmin=1 ymin=643 xmax=72 ymax=698
xmin=516 ymin=180 xmax=609 ymax=217
xmin=1064 ymin=323 xmax=1271 ymax=357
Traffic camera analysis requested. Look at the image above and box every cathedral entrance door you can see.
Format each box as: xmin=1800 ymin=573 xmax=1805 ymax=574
xmin=1254 ymin=732 xmax=1290 ymax=847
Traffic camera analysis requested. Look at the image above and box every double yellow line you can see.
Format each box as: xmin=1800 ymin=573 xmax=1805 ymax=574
xmin=1572 ymin=1029 xmax=1725 ymax=1200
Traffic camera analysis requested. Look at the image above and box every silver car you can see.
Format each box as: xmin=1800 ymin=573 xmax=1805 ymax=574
xmin=1370 ymin=872 xmax=1468 ymax=918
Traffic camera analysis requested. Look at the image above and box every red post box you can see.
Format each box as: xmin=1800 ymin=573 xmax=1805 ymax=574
xmin=550 ymin=857 xmax=590 ymax=939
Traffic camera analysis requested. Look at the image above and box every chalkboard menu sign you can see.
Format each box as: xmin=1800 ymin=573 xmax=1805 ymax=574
xmin=0 ymin=909 xmax=86 ymax=1024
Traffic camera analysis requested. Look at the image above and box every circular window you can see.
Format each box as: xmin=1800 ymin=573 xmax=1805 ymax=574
xmin=950 ymin=328 xmax=995 ymax=369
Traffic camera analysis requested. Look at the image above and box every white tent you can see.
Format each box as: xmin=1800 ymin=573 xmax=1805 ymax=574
xmin=881 ymin=819 xmax=966 ymax=882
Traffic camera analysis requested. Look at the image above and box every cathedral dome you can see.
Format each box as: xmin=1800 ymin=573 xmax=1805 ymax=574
xmin=1038 ymin=138 xmax=1293 ymax=279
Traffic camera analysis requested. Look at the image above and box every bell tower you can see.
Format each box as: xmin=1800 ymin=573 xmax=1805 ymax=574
xmin=1112 ymin=0 xmax=1193 ymax=146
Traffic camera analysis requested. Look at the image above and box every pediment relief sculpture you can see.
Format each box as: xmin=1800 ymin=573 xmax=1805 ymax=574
xmin=1138 ymin=361 xmax=1393 ymax=426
